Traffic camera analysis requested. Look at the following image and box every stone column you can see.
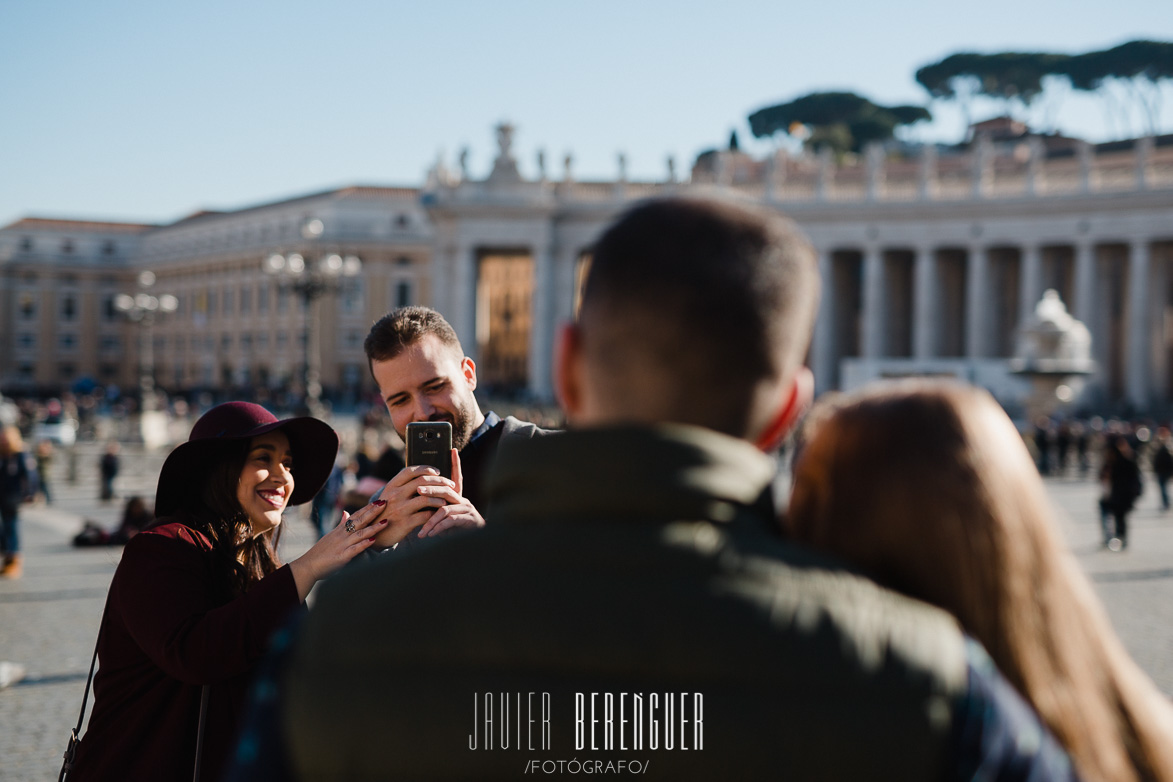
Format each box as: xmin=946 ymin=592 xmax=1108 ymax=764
xmin=862 ymin=246 xmax=885 ymax=359
xmin=971 ymin=137 xmax=993 ymax=199
xmin=913 ymin=246 xmax=937 ymax=359
xmin=431 ymin=244 xmax=453 ymax=314
xmin=551 ymin=244 xmax=580 ymax=329
xmin=966 ymin=244 xmax=989 ymax=358
xmin=1077 ymin=140 xmax=1094 ymax=193
xmin=1073 ymin=240 xmax=1096 ymax=329
xmin=528 ymin=242 xmax=554 ymax=401
xmin=1126 ymin=239 xmax=1151 ymax=410
xmin=918 ymin=144 xmax=938 ymax=200
xmin=865 ymin=142 xmax=885 ymax=201
xmin=1136 ymin=136 xmax=1154 ymax=191
xmin=815 ymin=147 xmax=833 ymax=201
xmin=812 ymin=249 xmax=835 ymax=395
xmin=1025 ymin=136 xmax=1045 ymax=196
xmin=1019 ymin=244 xmax=1043 ymax=327
xmin=451 ymin=244 xmax=477 ymax=361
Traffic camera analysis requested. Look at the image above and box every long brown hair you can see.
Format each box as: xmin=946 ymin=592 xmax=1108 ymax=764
xmin=176 ymin=439 xmax=283 ymax=599
xmin=787 ymin=381 xmax=1173 ymax=782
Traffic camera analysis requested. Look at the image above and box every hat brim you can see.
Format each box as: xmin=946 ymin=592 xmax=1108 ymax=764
xmin=154 ymin=416 xmax=339 ymax=519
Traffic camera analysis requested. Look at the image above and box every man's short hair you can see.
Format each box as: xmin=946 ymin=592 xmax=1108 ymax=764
xmin=364 ymin=306 xmax=464 ymax=371
xmin=579 ymin=197 xmax=818 ymax=438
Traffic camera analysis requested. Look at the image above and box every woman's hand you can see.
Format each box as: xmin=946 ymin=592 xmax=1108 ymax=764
xmin=288 ymin=500 xmax=388 ymax=601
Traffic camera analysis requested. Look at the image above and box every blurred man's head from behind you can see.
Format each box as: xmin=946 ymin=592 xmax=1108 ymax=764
xmin=557 ymin=197 xmax=819 ymax=448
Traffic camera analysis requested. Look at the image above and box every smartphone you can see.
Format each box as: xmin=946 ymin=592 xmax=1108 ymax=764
xmin=405 ymin=421 xmax=453 ymax=480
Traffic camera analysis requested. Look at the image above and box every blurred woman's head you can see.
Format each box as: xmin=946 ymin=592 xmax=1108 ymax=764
xmin=787 ymin=380 xmax=1173 ymax=781
xmin=787 ymin=382 xmax=1049 ymax=664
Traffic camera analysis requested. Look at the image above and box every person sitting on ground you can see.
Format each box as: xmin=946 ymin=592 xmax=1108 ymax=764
xmin=67 ymin=402 xmax=389 ymax=781
xmin=72 ymin=496 xmax=155 ymax=547
xmin=786 ymin=381 xmax=1173 ymax=782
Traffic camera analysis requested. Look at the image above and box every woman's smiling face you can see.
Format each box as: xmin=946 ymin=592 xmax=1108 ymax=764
xmin=237 ymin=430 xmax=293 ymax=537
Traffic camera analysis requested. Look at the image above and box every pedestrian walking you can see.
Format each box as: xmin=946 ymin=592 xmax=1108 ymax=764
xmin=1034 ymin=418 xmax=1052 ymax=475
xmin=34 ymin=439 xmax=54 ymax=503
xmin=309 ymin=460 xmax=344 ymax=538
xmin=1152 ymin=427 xmax=1173 ymax=512
xmin=1054 ymin=421 xmax=1071 ymax=476
xmin=99 ymin=441 xmax=119 ymax=501
xmin=0 ymin=426 xmax=35 ymax=579
xmin=1100 ymin=435 xmax=1143 ymax=549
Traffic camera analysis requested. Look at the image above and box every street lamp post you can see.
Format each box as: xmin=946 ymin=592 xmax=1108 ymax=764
xmin=263 ymin=219 xmax=362 ymax=417
xmin=115 ymin=270 xmax=177 ymax=446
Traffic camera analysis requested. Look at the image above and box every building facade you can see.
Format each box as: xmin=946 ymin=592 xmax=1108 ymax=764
xmin=2 ymin=126 xmax=1172 ymax=414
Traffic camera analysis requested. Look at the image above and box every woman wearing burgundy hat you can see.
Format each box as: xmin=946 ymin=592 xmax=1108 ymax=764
xmin=68 ymin=402 xmax=387 ymax=781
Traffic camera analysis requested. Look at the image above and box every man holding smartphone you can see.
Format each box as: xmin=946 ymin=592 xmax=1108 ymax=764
xmin=361 ymin=306 xmax=546 ymax=549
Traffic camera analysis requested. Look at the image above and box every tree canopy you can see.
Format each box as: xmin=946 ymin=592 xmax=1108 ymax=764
xmin=916 ymin=41 xmax=1173 ymax=136
xmin=747 ymin=91 xmax=931 ymax=155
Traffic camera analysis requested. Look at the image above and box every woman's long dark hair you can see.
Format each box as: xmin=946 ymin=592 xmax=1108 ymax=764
xmin=175 ymin=439 xmax=284 ymax=599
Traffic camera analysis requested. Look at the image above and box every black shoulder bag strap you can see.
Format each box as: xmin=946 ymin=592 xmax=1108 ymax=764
xmin=59 ymin=602 xmax=212 ymax=782
xmin=193 ymin=684 xmax=210 ymax=781
xmin=59 ymin=599 xmax=106 ymax=782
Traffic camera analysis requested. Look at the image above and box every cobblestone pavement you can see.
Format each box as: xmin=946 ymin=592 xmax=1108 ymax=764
xmin=1 ymin=449 xmax=1171 ymax=780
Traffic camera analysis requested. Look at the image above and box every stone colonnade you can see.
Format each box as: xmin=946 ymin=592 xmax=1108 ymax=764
xmin=809 ymin=238 xmax=1173 ymax=409
xmin=426 ymin=196 xmax=1173 ymax=413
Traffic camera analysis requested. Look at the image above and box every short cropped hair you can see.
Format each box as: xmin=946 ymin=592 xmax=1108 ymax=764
xmin=364 ymin=306 xmax=464 ymax=371
xmin=578 ymin=197 xmax=818 ymax=438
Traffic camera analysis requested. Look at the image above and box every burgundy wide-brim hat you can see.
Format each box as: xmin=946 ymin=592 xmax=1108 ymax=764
xmin=154 ymin=401 xmax=339 ymax=518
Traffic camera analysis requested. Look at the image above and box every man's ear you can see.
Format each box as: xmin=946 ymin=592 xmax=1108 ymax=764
xmin=554 ymin=322 xmax=584 ymax=419
xmin=755 ymin=366 xmax=814 ymax=452
xmin=461 ymin=356 xmax=477 ymax=390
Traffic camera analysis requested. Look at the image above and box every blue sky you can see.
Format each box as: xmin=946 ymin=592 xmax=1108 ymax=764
xmin=2 ymin=0 xmax=1171 ymax=227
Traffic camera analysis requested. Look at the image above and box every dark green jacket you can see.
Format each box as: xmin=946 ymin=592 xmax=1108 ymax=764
xmin=284 ymin=425 xmax=972 ymax=780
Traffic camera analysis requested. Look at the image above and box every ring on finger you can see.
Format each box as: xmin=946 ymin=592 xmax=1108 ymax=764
xmin=345 ymin=519 xmax=356 ymax=533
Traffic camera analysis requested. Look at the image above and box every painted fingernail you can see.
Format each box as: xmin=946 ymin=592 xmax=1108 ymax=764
xmin=378 ymin=519 xmax=389 ymax=525
xmin=373 ymin=500 xmax=387 ymax=507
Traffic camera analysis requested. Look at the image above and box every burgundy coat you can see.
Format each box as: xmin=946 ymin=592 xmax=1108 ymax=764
xmin=72 ymin=521 xmax=302 ymax=781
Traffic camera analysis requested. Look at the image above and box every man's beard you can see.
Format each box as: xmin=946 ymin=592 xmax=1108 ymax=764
xmin=429 ymin=395 xmax=477 ymax=451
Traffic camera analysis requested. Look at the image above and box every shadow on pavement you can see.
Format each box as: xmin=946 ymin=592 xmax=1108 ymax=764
xmin=0 ymin=588 xmax=110 ymax=604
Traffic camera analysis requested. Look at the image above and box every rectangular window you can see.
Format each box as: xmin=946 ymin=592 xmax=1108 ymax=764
xmin=207 ymin=290 xmax=217 ymax=315
xmin=103 ymin=295 xmax=119 ymax=321
xmin=343 ymin=280 xmax=362 ymax=313
xmin=19 ymin=292 xmax=36 ymax=319
xmin=17 ymin=333 xmax=35 ymax=350
xmin=61 ymin=295 xmax=77 ymax=321
xmin=277 ymin=289 xmax=289 ymax=314
xmin=241 ymin=334 xmax=253 ymax=352
xmin=223 ymin=289 xmax=234 ymax=315
xmin=257 ymin=284 xmax=270 ymax=314
xmin=221 ymin=334 xmax=232 ymax=351
xmin=396 ymin=281 xmax=412 ymax=308
xmin=100 ymin=336 xmax=121 ymax=352
xmin=240 ymin=286 xmax=251 ymax=313
xmin=59 ymin=333 xmax=77 ymax=351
